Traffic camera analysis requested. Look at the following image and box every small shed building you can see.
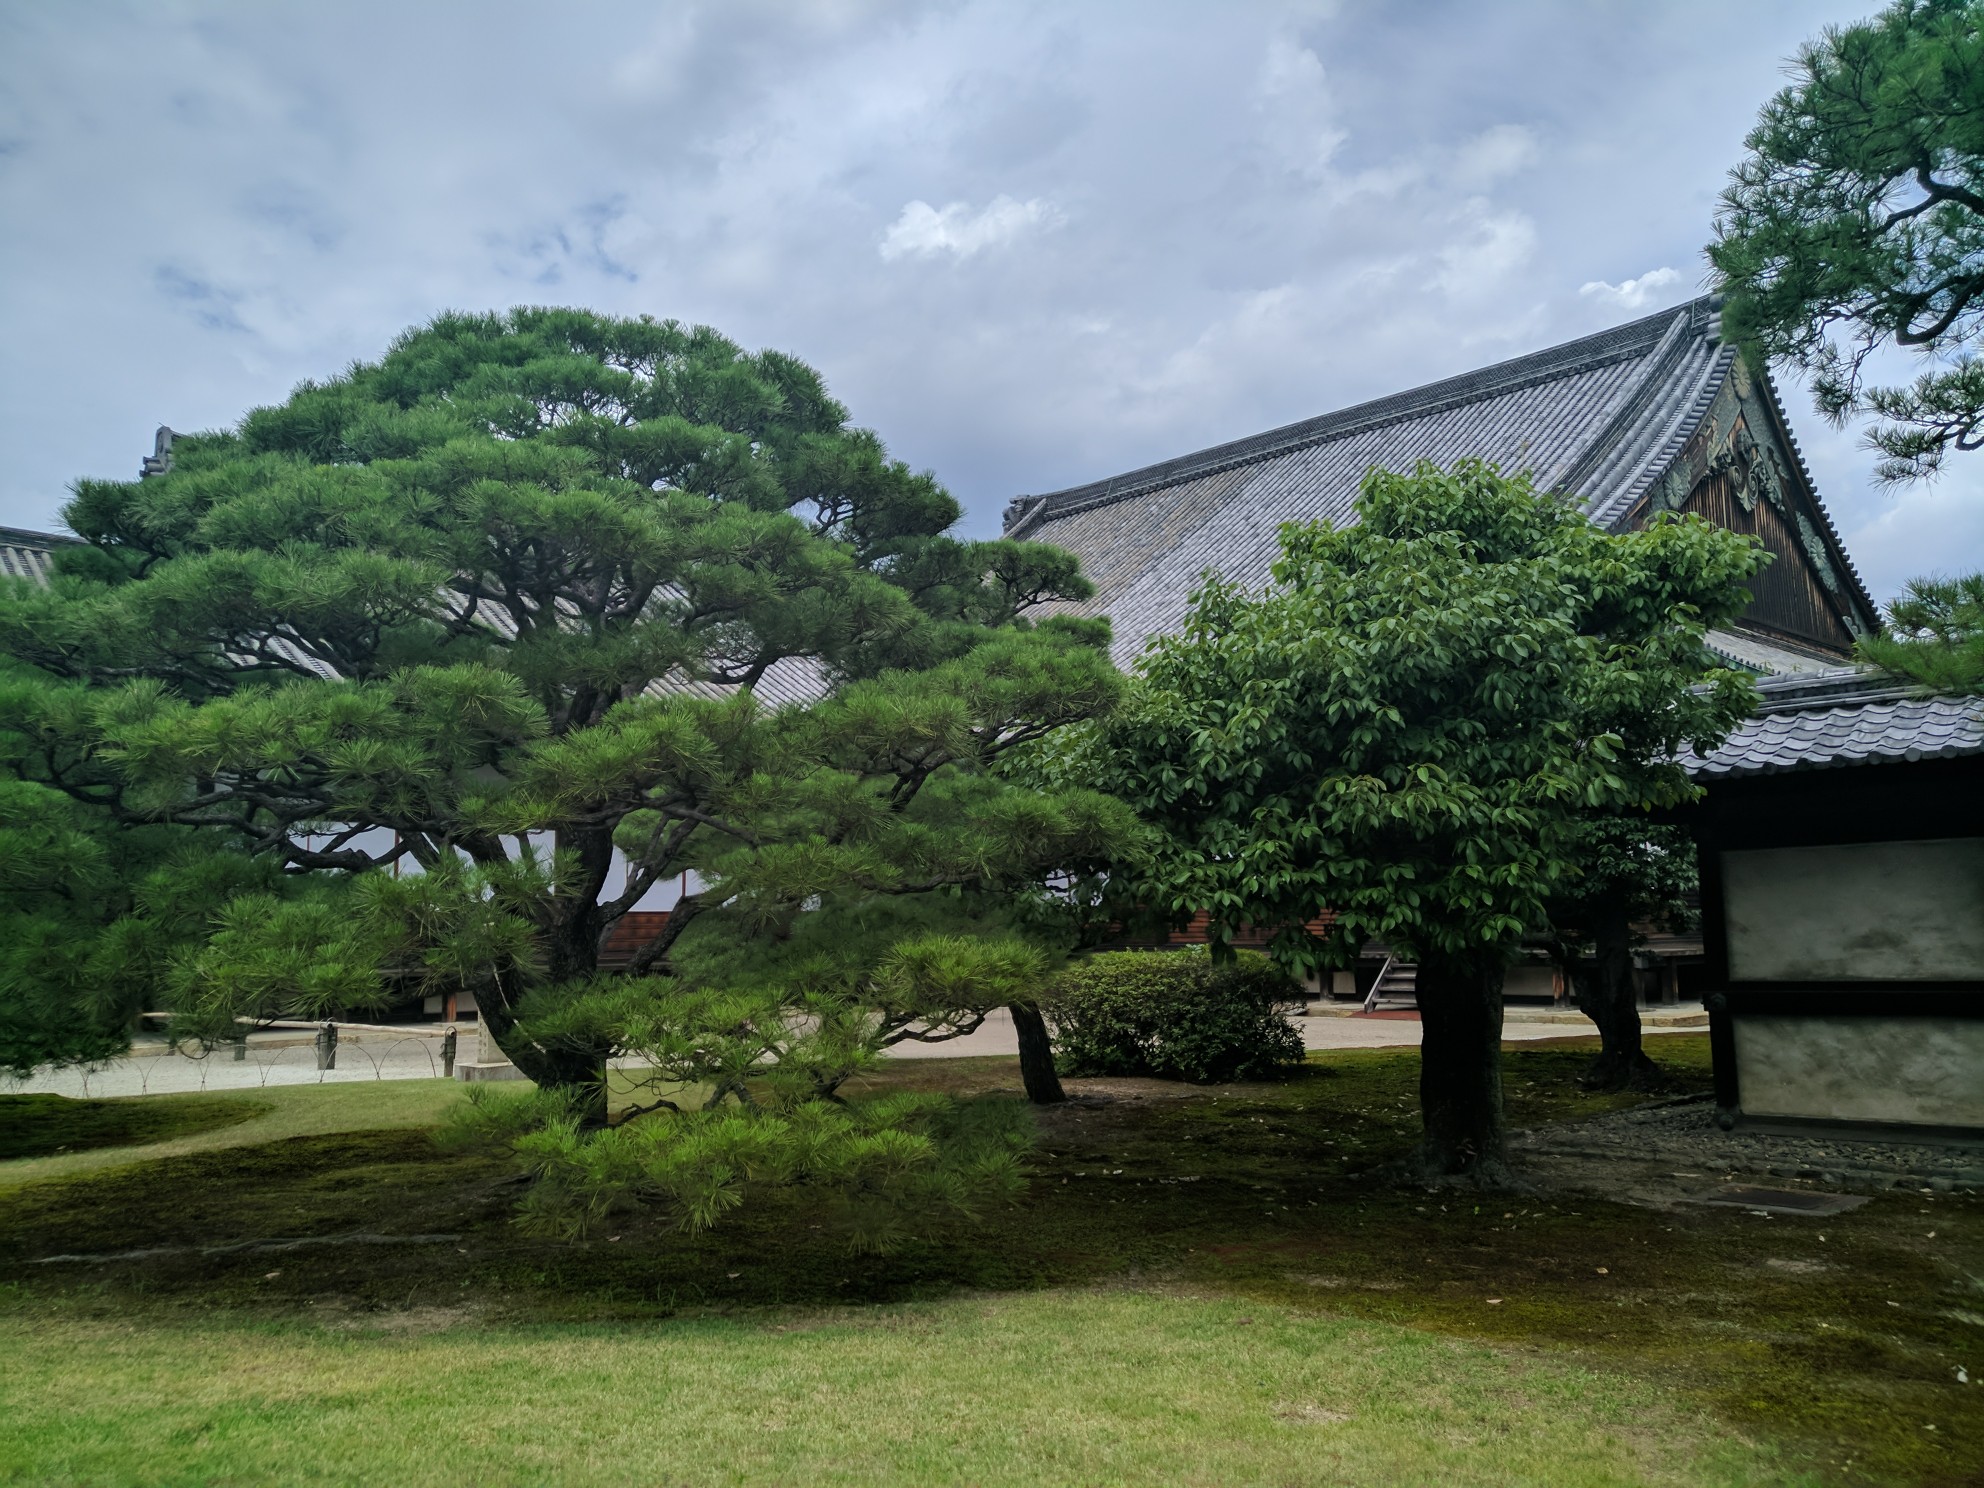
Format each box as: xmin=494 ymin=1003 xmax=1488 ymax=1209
xmin=1688 ymin=668 xmax=1984 ymax=1137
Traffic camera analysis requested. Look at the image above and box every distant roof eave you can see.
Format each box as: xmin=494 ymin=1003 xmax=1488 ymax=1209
xmin=1007 ymin=295 xmax=1725 ymax=536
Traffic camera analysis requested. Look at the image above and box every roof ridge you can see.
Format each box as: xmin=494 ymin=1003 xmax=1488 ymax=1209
xmin=1006 ymin=295 xmax=1723 ymax=534
xmin=0 ymin=524 xmax=80 ymax=547
xmin=1554 ymin=309 xmax=1700 ymax=509
xmin=1599 ymin=344 xmax=1737 ymax=527
xmin=1749 ymin=664 xmax=1916 ymax=712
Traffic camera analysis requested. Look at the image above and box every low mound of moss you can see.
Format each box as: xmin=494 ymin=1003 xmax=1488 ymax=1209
xmin=0 ymin=1092 xmax=260 ymax=1162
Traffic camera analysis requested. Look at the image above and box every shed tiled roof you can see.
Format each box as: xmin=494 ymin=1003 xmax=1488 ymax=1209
xmin=1005 ymin=296 xmax=1866 ymax=669
xmin=1691 ymin=667 xmax=1984 ymax=779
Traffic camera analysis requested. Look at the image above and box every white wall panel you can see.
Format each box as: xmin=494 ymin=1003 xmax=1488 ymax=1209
xmin=1723 ymin=838 xmax=1984 ymax=982
xmin=1733 ymin=1013 xmax=1984 ymax=1128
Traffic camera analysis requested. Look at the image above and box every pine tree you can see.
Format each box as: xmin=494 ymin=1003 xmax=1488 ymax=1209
xmin=1711 ymin=0 xmax=1984 ymax=482
xmin=0 ymin=310 xmax=1132 ymax=1178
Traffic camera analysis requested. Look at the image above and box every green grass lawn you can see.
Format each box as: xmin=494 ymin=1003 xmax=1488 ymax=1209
xmin=1 ymin=1291 xmax=1803 ymax=1488
xmin=1 ymin=1036 xmax=1978 ymax=1486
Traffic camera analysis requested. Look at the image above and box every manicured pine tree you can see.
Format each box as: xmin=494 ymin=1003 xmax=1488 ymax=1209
xmin=0 ymin=310 xmax=1131 ymax=1148
xmin=1712 ymin=0 xmax=1984 ymax=483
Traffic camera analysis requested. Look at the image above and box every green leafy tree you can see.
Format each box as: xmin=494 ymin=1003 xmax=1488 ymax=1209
xmin=1541 ymin=821 xmax=1697 ymax=1093
xmin=1858 ymin=571 xmax=1984 ymax=689
xmin=1085 ymin=461 xmax=1760 ymax=1179
xmin=0 ymin=310 xmax=1130 ymax=1153
xmin=1711 ymin=0 xmax=1984 ymax=482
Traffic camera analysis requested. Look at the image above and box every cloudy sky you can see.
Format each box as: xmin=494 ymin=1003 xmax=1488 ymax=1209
xmin=3 ymin=0 xmax=1979 ymax=604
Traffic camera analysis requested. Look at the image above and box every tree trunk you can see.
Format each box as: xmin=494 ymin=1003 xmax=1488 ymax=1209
xmin=1008 ymin=1002 xmax=1066 ymax=1105
xmin=1573 ymin=891 xmax=1660 ymax=1092
xmin=475 ymin=981 xmax=610 ymax=1127
xmin=546 ymin=824 xmax=616 ymax=983
xmin=1412 ymin=952 xmax=1508 ymax=1180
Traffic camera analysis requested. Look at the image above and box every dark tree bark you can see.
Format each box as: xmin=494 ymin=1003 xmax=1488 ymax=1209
xmin=475 ymin=978 xmax=611 ymax=1126
xmin=545 ymin=824 xmax=617 ymax=983
xmin=1412 ymin=953 xmax=1509 ymax=1180
xmin=1573 ymin=891 xmax=1661 ymax=1093
xmin=1008 ymin=1002 xmax=1066 ymax=1105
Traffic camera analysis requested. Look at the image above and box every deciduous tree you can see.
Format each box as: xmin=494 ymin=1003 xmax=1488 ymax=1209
xmin=1542 ymin=821 xmax=1696 ymax=1093
xmin=1085 ymin=461 xmax=1759 ymax=1179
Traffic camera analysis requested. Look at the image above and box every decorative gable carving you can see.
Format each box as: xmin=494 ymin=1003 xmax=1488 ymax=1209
xmin=1648 ymin=355 xmax=1871 ymax=649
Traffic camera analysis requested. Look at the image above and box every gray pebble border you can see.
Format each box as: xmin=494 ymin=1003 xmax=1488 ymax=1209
xmin=1513 ymin=1098 xmax=1984 ymax=1194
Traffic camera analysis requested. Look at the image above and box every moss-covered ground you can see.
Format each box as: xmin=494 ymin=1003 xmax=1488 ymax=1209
xmin=2 ymin=1035 xmax=1979 ymax=1486
xmin=0 ymin=1079 xmax=466 ymax=1191
xmin=0 ymin=1091 xmax=258 ymax=1162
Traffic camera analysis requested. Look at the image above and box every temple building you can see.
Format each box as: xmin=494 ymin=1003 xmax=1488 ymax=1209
xmin=999 ymin=296 xmax=1983 ymax=1136
xmin=1002 ymin=294 xmax=1886 ymax=1011
xmin=1003 ymin=294 xmax=1877 ymax=677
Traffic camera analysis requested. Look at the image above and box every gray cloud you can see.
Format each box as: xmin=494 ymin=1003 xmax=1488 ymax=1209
xmin=1 ymin=0 xmax=1976 ymax=602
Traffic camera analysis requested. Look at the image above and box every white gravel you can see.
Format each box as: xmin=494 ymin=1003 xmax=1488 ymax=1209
xmin=7 ymin=1007 xmax=1670 ymax=1096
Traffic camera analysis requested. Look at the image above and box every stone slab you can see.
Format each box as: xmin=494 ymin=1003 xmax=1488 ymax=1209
xmin=1686 ymin=1184 xmax=1870 ymax=1217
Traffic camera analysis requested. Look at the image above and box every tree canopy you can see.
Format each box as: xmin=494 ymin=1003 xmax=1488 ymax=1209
xmin=0 ymin=308 xmax=1133 ymax=1234
xmin=1711 ymin=0 xmax=1984 ymax=483
xmin=1080 ymin=461 xmax=1761 ymax=1176
xmin=1541 ymin=818 xmax=1698 ymax=1092
xmin=1858 ymin=571 xmax=1984 ymax=690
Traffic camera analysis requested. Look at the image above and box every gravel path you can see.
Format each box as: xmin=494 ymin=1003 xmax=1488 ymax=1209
xmin=3 ymin=1032 xmax=459 ymax=1098
xmin=885 ymin=1005 xmax=1691 ymax=1059
xmin=8 ymin=1007 xmax=1679 ymax=1096
xmin=1513 ymin=1096 xmax=1984 ymax=1203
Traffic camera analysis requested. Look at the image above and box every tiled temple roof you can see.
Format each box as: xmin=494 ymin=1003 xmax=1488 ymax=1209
xmin=1003 ymin=296 xmax=1872 ymax=669
xmin=0 ymin=525 xmax=77 ymax=582
xmin=1691 ymin=667 xmax=1984 ymax=779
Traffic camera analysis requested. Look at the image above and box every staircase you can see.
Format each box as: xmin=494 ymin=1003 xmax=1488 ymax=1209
xmin=1361 ymin=955 xmax=1418 ymax=1013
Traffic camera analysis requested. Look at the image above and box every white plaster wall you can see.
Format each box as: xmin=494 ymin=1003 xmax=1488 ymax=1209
xmin=1723 ymin=838 xmax=1984 ymax=982
xmin=1733 ymin=1013 xmax=1984 ymax=1127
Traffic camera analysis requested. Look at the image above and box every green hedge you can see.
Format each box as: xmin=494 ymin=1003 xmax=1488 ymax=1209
xmin=1048 ymin=949 xmax=1306 ymax=1083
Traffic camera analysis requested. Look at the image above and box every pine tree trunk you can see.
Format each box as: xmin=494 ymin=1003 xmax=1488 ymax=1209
xmin=454 ymin=824 xmax=617 ymax=1124
xmin=1412 ymin=952 xmax=1508 ymax=1180
xmin=1009 ymin=1002 xmax=1066 ymax=1104
xmin=476 ymin=982 xmax=610 ymax=1127
xmin=546 ymin=825 xmax=616 ymax=983
xmin=1574 ymin=892 xmax=1660 ymax=1092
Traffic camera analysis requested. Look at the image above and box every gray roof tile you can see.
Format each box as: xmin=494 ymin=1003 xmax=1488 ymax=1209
xmin=1691 ymin=671 xmax=1984 ymax=779
xmin=1005 ymin=296 xmax=1869 ymax=671
xmin=0 ymin=525 xmax=77 ymax=583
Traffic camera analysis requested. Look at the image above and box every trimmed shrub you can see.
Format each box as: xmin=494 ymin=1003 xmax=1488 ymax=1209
xmin=1048 ymin=949 xmax=1306 ymax=1083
